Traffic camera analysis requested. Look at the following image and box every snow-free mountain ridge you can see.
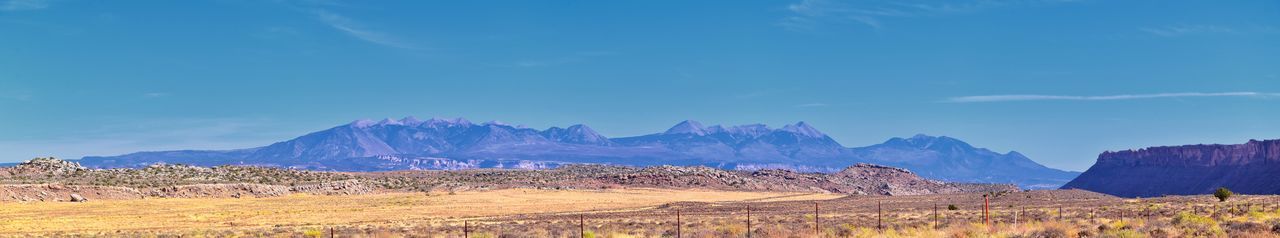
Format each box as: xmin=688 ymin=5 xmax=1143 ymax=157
xmin=76 ymin=117 xmax=1079 ymax=188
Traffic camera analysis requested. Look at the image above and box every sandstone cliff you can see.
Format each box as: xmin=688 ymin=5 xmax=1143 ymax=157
xmin=1062 ymin=139 xmax=1280 ymax=197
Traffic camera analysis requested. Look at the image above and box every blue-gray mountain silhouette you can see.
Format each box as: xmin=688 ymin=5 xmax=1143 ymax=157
xmin=77 ymin=117 xmax=1078 ymax=188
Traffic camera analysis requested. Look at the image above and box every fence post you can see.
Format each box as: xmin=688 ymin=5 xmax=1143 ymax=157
xmin=933 ymin=203 xmax=938 ymax=229
xmin=464 ymin=220 xmax=469 ymax=238
xmin=747 ymin=205 xmax=752 ymax=238
xmin=580 ymin=214 xmax=586 ymax=238
xmin=1013 ymin=207 xmax=1019 ymax=228
xmin=814 ymin=202 xmax=819 ymax=236
xmin=877 ymin=201 xmax=883 ymax=231
xmin=983 ymin=195 xmax=990 ymax=228
xmin=676 ymin=209 xmax=681 ymax=238
xmin=1058 ymin=206 xmax=1063 ymax=221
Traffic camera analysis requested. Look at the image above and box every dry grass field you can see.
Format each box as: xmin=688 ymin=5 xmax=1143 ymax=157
xmin=0 ymin=188 xmax=841 ymax=236
xmin=5 ymin=188 xmax=1280 ymax=237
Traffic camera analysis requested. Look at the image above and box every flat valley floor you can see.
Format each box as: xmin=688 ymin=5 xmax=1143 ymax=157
xmin=3 ymin=188 xmax=1280 ymax=237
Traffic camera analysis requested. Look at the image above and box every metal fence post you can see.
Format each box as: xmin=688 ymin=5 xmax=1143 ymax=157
xmin=933 ymin=203 xmax=938 ymax=228
xmin=814 ymin=202 xmax=819 ymax=236
xmin=877 ymin=201 xmax=882 ymax=231
xmin=676 ymin=209 xmax=681 ymax=238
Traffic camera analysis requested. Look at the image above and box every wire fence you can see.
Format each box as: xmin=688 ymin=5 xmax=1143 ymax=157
xmin=310 ymin=198 xmax=1275 ymax=237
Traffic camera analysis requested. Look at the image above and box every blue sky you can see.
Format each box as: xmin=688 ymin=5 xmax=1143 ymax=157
xmin=1 ymin=0 xmax=1277 ymax=171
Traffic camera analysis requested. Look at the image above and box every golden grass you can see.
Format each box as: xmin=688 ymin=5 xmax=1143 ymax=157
xmin=0 ymin=188 xmax=841 ymax=234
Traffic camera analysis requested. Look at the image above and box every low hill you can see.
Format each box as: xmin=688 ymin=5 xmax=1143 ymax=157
xmin=0 ymin=158 xmax=1016 ymax=201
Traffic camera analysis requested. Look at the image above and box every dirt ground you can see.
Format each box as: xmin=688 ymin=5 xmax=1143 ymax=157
xmin=0 ymin=188 xmax=840 ymax=235
xmin=3 ymin=188 xmax=1279 ymax=237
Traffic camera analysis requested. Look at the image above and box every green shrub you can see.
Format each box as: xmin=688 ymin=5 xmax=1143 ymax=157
xmin=948 ymin=204 xmax=959 ymax=210
xmin=1214 ymin=187 xmax=1233 ymax=202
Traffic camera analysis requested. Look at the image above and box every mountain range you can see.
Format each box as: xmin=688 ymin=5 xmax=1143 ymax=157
xmin=1062 ymin=139 xmax=1280 ymax=197
xmin=76 ymin=117 xmax=1079 ymax=189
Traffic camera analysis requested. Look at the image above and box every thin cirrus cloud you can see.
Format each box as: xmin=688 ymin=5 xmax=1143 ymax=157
xmin=1141 ymin=24 xmax=1278 ymax=37
xmin=0 ymin=0 xmax=49 ymax=11
xmin=1141 ymin=25 xmax=1236 ymax=37
xmin=945 ymin=92 xmax=1278 ymax=103
xmin=313 ymin=10 xmax=422 ymax=50
xmin=779 ymin=0 xmax=1077 ymax=30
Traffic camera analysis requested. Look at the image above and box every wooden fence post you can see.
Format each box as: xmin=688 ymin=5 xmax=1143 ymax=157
xmin=464 ymin=220 xmax=469 ymax=238
xmin=1013 ymin=207 xmax=1019 ymax=228
xmin=676 ymin=209 xmax=681 ymax=238
xmin=983 ymin=195 xmax=990 ymax=228
xmin=747 ymin=205 xmax=752 ymax=238
xmin=580 ymin=214 xmax=585 ymax=238
xmin=877 ymin=201 xmax=883 ymax=231
xmin=933 ymin=203 xmax=938 ymax=229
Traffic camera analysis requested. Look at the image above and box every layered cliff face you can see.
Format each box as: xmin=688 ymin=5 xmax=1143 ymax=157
xmin=1062 ymin=139 xmax=1280 ymax=198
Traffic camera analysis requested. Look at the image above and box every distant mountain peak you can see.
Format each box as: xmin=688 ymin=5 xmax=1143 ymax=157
xmin=400 ymin=116 xmax=422 ymax=125
xmin=883 ymin=134 xmax=975 ymax=150
xmin=1007 ymin=151 xmax=1026 ymax=158
xmin=542 ymin=124 xmax=611 ymax=145
xmin=565 ymin=124 xmax=592 ymax=131
xmin=911 ymin=133 xmax=934 ymax=140
xmin=349 ymin=119 xmax=376 ymax=128
xmin=664 ymin=120 xmax=707 ymax=135
xmin=780 ymin=121 xmax=826 ymax=138
xmin=706 ymin=124 xmax=772 ymax=137
xmin=377 ymin=118 xmax=404 ymax=126
xmin=483 ymin=120 xmax=510 ymax=126
xmin=77 ymin=117 xmax=1077 ymax=189
xmin=424 ymin=117 xmax=473 ymax=127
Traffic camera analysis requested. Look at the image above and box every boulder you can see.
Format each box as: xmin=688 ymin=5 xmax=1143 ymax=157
xmin=69 ymin=193 xmax=87 ymax=202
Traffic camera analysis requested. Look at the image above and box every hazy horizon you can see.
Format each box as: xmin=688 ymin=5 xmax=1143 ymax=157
xmin=2 ymin=0 xmax=1278 ymax=171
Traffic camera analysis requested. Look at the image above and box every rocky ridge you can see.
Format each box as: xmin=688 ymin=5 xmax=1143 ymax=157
xmin=1 ymin=158 xmax=1016 ymax=201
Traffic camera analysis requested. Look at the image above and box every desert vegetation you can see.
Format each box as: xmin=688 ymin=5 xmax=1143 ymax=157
xmin=4 ymin=187 xmax=1280 ymax=237
xmin=5 ymin=159 xmax=1280 ymax=237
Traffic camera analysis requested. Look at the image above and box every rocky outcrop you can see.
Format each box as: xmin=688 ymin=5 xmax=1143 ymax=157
xmin=0 ymin=184 xmax=143 ymax=202
xmin=1 ymin=158 xmax=1014 ymax=200
xmin=1062 ymin=139 xmax=1280 ymax=198
xmin=7 ymin=157 xmax=86 ymax=176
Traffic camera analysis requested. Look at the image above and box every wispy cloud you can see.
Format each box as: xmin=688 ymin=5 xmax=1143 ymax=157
xmin=1141 ymin=25 xmax=1235 ymax=37
xmin=314 ymin=10 xmax=422 ymax=50
xmin=1141 ymin=24 xmax=1277 ymax=37
xmin=0 ymin=117 xmax=297 ymax=162
xmin=780 ymin=0 xmax=1077 ymax=30
xmin=946 ymin=92 xmax=1279 ymax=103
xmin=0 ymin=0 xmax=50 ymax=11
